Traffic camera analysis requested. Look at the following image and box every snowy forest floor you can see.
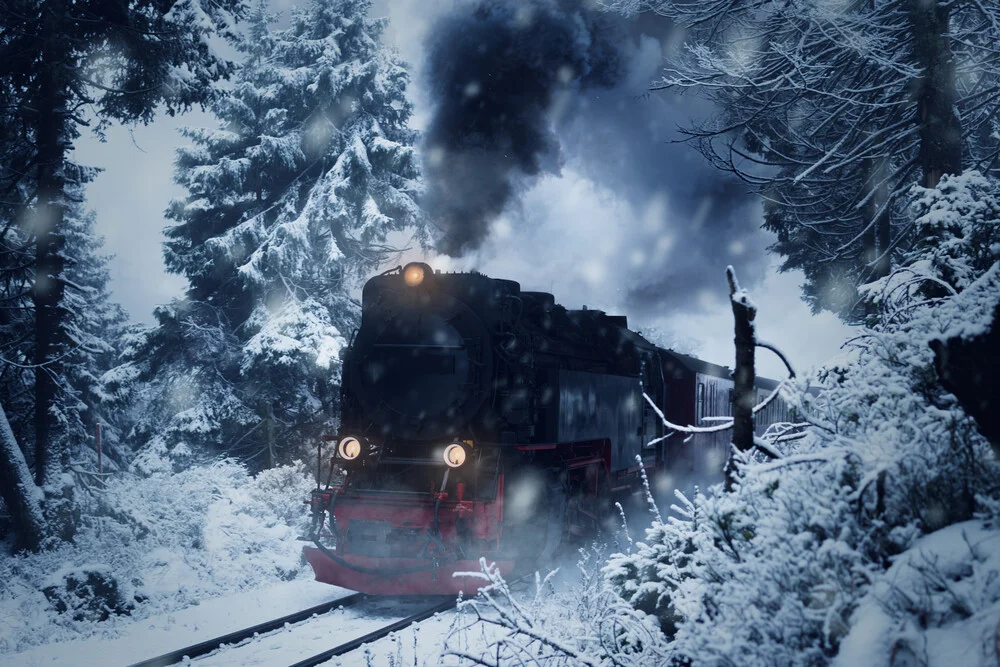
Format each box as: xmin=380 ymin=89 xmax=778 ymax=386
xmin=6 ymin=579 xmax=349 ymax=666
xmin=0 ymin=460 xmax=321 ymax=659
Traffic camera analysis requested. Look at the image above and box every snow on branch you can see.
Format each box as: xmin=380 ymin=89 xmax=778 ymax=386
xmin=643 ymin=379 xmax=793 ymax=439
xmin=643 ymin=392 xmax=734 ymax=435
xmin=444 ymin=554 xmax=671 ymax=666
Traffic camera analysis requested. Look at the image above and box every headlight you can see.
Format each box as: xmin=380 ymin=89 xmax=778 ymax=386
xmin=338 ymin=436 xmax=362 ymax=460
xmin=443 ymin=443 xmax=467 ymax=468
xmin=403 ymin=262 xmax=426 ymax=287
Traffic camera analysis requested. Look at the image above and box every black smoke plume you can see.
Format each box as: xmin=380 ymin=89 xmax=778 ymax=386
xmin=422 ymin=0 xmax=624 ymax=256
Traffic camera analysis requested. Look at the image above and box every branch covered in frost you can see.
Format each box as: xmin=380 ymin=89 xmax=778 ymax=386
xmin=445 ymin=553 xmax=672 ymax=666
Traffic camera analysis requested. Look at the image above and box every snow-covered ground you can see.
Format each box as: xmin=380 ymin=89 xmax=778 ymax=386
xmin=0 ymin=462 xmax=323 ymax=661
xmin=836 ymin=521 xmax=1000 ymax=667
xmin=4 ymin=574 xmax=492 ymax=667
xmin=194 ymin=595 xmax=443 ymax=667
xmin=6 ymin=579 xmax=352 ymax=666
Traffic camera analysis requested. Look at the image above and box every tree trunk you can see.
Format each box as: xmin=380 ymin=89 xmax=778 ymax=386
xmin=0 ymin=401 xmax=46 ymax=552
xmin=909 ymin=0 xmax=963 ymax=188
xmin=929 ymin=299 xmax=1000 ymax=459
xmin=861 ymin=157 xmax=878 ymax=280
xmin=726 ymin=266 xmax=756 ymax=491
xmin=264 ymin=400 xmax=276 ymax=469
xmin=31 ymin=0 xmax=70 ymax=487
xmin=861 ymin=156 xmax=893 ymax=296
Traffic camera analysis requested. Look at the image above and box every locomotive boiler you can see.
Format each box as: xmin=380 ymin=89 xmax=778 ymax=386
xmin=304 ymin=263 xmax=790 ymax=594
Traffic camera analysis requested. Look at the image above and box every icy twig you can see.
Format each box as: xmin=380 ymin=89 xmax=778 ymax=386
xmin=635 ymin=454 xmax=663 ymax=524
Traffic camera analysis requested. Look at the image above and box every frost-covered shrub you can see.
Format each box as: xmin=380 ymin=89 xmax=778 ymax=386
xmin=203 ymin=460 xmax=315 ymax=582
xmin=835 ymin=521 xmax=1000 ymax=667
xmin=442 ymin=550 xmax=671 ymax=667
xmin=604 ymin=173 xmax=1000 ymax=666
xmin=606 ymin=447 xmax=879 ymax=666
xmin=906 ymin=171 xmax=1000 ymax=293
xmin=42 ymin=566 xmax=133 ymax=623
xmin=864 ymin=170 xmax=1000 ymax=318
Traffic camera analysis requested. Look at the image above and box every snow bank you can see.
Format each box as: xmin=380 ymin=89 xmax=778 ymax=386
xmin=836 ymin=521 xmax=1000 ymax=667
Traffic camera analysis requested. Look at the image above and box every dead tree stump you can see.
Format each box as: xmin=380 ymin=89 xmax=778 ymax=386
xmin=726 ymin=266 xmax=757 ymax=491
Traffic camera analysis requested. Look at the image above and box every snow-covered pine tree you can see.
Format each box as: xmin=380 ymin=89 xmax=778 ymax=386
xmin=0 ymin=216 xmax=34 ymax=457
xmin=0 ymin=73 xmax=37 ymax=460
xmin=0 ymin=177 xmax=130 ymax=540
xmin=127 ymin=0 xmax=423 ymax=470
xmin=59 ymin=193 xmax=130 ymax=482
xmin=0 ymin=0 xmax=245 ymax=492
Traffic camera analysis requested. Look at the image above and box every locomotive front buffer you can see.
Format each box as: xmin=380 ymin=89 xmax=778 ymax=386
xmin=304 ymin=433 xmax=514 ymax=595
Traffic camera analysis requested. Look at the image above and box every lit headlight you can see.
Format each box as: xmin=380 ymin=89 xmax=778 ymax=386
xmin=403 ymin=262 xmax=426 ymax=287
xmin=443 ymin=443 xmax=467 ymax=468
xmin=338 ymin=436 xmax=362 ymax=460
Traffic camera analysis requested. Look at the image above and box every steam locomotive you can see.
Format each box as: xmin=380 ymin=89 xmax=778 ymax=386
xmin=304 ymin=263 xmax=791 ymax=594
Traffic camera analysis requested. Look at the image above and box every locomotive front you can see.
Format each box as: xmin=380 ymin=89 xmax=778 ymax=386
xmin=304 ymin=262 xmax=673 ymax=594
xmin=304 ymin=263 xmax=519 ymax=594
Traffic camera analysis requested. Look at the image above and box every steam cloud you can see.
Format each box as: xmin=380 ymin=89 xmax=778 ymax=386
xmin=416 ymin=0 xmax=770 ymax=317
xmin=422 ymin=0 xmax=624 ymax=256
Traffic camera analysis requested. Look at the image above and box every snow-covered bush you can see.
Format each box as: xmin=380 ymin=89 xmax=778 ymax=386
xmin=601 ymin=173 xmax=1000 ymax=666
xmin=442 ymin=549 xmax=671 ymax=667
xmin=902 ymin=171 xmax=1000 ymax=294
xmin=41 ymin=566 xmax=134 ymax=623
xmin=0 ymin=461 xmax=314 ymax=654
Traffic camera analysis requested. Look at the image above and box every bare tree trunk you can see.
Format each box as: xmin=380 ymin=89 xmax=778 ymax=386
xmin=861 ymin=157 xmax=878 ymax=279
xmin=264 ymin=400 xmax=275 ymax=469
xmin=0 ymin=401 xmax=46 ymax=552
xmin=725 ymin=266 xmax=756 ymax=491
xmin=909 ymin=0 xmax=963 ymax=188
xmin=30 ymin=0 xmax=70 ymax=487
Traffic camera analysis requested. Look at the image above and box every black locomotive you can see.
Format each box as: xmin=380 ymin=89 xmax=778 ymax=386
xmin=305 ymin=263 xmax=791 ymax=594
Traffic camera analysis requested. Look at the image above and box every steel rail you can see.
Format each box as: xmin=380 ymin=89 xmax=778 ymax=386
xmin=286 ymin=596 xmax=456 ymax=667
xmin=287 ymin=572 xmax=533 ymax=667
xmin=127 ymin=592 xmax=367 ymax=667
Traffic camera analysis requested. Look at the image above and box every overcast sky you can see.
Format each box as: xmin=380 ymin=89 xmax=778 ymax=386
xmin=73 ymin=0 xmax=853 ymax=380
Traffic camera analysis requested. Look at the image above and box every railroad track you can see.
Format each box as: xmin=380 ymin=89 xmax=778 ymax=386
xmin=128 ymin=592 xmax=367 ymax=667
xmin=127 ymin=593 xmax=456 ymax=667
xmin=287 ymin=572 xmax=533 ymax=667
xmin=287 ymin=596 xmax=456 ymax=667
